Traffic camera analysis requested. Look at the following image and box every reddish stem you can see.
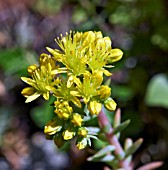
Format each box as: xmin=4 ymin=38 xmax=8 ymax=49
xmin=98 ymin=109 xmax=132 ymax=170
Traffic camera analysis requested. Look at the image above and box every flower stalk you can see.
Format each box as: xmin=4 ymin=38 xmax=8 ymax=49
xmin=98 ymin=109 xmax=132 ymax=170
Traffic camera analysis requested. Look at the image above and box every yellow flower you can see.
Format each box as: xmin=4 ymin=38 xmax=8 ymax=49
xmin=78 ymin=128 xmax=88 ymax=137
xmin=104 ymin=98 xmax=117 ymax=111
xmin=88 ymin=100 xmax=102 ymax=115
xmin=44 ymin=119 xmax=62 ymax=135
xmin=63 ymin=129 xmax=75 ymax=140
xmin=47 ymin=31 xmax=122 ymax=84
xmin=21 ymin=68 xmax=51 ymax=102
xmin=71 ymin=72 xmax=102 ymax=103
xmin=71 ymin=113 xmax=83 ymax=127
xmin=55 ymin=31 xmax=88 ymax=77
xmin=21 ymin=54 xmax=59 ymax=103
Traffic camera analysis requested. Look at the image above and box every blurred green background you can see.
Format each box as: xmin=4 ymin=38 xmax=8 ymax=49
xmin=0 ymin=0 xmax=168 ymax=169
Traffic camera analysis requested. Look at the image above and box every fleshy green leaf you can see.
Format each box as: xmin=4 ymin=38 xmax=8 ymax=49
xmin=98 ymin=155 xmax=115 ymax=162
xmin=145 ymin=74 xmax=168 ymax=109
xmin=0 ymin=48 xmax=37 ymax=76
xmin=88 ymin=154 xmax=115 ymax=162
xmin=113 ymin=119 xmax=130 ymax=135
xmin=124 ymin=138 xmax=143 ymax=158
xmin=87 ymin=145 xmax=115 ymax=161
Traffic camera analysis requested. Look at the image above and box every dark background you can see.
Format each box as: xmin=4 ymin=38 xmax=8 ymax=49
xmin=0 ymin=0 xmax=168 ymax=169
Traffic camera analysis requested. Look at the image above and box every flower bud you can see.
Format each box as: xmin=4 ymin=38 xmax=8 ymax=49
xmin=63 ymin=129 xmax=75 ymax=140
xmin=78 ymin=127 xmax=88 ymax=137
xmin=107 ymin=48 xmax=123 ymax=63
xmin=44 ymin=119 xmax=62 ymax=135
xmin=76 ymin=138 xmax=87 ymax=150
xmin=99 ymin=85 xmax=111 ymax=100
xmin=27 ymin=64 xmax=38 ymax=75
xmin=104 ymin=98 xmax=117 ymax=111
xmin=21 ymin=87 xmax=36 ymax=96
xmin=71 ymin=113 xmax=83 ymax=127
xmin=54 ymin=100 xmax=73 ymax=120
xmin=88 ymin=100 xmax=102 ymax=115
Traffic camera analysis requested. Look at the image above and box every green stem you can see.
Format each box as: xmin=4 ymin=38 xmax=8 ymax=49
xmin=98 ymin=109 xmax=132 ymax=170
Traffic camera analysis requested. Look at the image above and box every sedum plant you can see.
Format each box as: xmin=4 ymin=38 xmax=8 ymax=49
xmin=21 ymin=31 xmax=163 ymax=170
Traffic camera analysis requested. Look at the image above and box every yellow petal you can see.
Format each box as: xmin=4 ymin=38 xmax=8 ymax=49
xmin=95 ymin=31 xmax=103 ymax=38
xmin=71 ymin=97 xmax=82 ymax=108
xmin=102 ymin=69 xmax=112 ymax=76
xmin=21 ymin=77 xmax=35 ymax=86
xmin=67 ymin=75 xmax=74 ymax=88
xmin=25 ymin=93 xmax=41 ymax=103
xmin=43 ymin=92 xmax=49 ymax=100
xmin=95 ymin=38 xmax=106 ymax=51
xmin=104 ymin=37 xmax=111 ymax=50
xmin=46 ymin=47 xmax=63 ymax=62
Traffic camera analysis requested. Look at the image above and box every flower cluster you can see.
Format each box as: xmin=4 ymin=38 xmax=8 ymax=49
xmin=21 ymin=31 xmax=123 ymax=149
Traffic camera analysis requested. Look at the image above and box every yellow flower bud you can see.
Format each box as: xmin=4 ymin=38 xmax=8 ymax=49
xmin=71 ymin=113 xmax=83 ymax=127
xmin=88 ymin=100 xmax=102 ymax=115
xmin=27 ymin=64 xmax=38 ymax=75
xmin=21 ymin=87 xmax=36 ymax=96
xmin=104 ymin=98 xmax=117 ymax=111
xmin=76 ymin=138 xmax=87 ymax=150
xmin=107 ymin=49 xmax=123 ymax=63
xmin=99 ymin=85 xmax=111 ymax=100
xmin=44 ymin=119 xmax=62 ymax=135
xmin=63 ymin=129 xmax=75 ymax=140
xmin=54 ymin=100 xmax=73 ymax=120
xmin=55 ymin=110 xmax=70 ymax=120
xmin=78 ymin=128 xmax=88 ymax=137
